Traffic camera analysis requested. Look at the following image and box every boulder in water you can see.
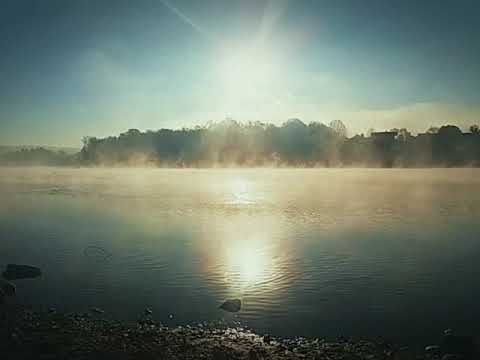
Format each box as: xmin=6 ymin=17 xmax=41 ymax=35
xmin=219 ymin=299 xmax=241 ymax=313
xmin=0 ymin=279 xmax=16 ymax=296
xmin=3 ymin=264 xmax=42 ymax=280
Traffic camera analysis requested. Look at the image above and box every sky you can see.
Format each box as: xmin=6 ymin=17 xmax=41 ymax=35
xmin=1 ymin=0 xmax=479 ymax=146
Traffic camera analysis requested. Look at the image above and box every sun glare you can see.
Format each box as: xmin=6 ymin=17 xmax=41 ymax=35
xmin=217 ymin=46 xmax=277 ymax=99
xmin=224 ymin=240 xmax=272 ymax=290
xmin=227 ymin=177 xmax=255 ymax=205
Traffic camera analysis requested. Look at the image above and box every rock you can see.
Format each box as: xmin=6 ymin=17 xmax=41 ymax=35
xmin=425 ymin=345 xmax=440 ymax=352
xmin=144 ymin=308 xmax=153 ymax=316
xmin=0 ymin=287 xmax=5 ymax=304
xmin=90 ymin=307 xmax=105 ymax=315
xmin=219 ymin=299 xmax=241 ymax=313
xmin=0 ymin=278 xmax=16 ymax=296
xmin=444 ymin=328 xmax=454 ymax=336
xmin=442 ymin=355 xmax=465 ymax=360
xmin=3 ymin=264 xmax=42 ymax=280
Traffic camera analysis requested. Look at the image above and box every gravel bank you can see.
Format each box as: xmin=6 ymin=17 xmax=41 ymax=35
xmin=0 ymin=305 xmax=475 ymax=359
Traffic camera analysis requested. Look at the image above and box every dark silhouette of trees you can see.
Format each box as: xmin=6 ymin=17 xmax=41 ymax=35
xmin=3 ymin=121 xmax=480 ymax=167
xmin=77 ymin=119 xmax=343 ymax=167
xmin=0 ymin=147 xmax=76 ymax=166
xmin=74 ymin=121 xmax=480 ymax=167
xmin=329 ymin=120 xmax=348 ymax=139
xmin=427 ymin=126 xmax=440 ymax=134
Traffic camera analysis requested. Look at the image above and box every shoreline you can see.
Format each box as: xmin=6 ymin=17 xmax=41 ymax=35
xmin=1 ymin=305 xmax=473 ymax=359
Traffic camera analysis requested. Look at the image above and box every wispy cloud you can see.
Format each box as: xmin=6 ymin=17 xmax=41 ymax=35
xmin=158 ymin=0 xmax=215 ymax=41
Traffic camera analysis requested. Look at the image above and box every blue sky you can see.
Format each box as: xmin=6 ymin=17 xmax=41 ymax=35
xmin=1 ymin=0 xmax=479 ymax=146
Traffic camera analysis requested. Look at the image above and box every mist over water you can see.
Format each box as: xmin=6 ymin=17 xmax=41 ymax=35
xmin=1 ymin=167 xmax=480 ymax=344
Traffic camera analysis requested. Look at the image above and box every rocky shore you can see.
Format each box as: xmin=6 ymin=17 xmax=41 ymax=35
xmin=1 ymin=305 xmax=476 ymax=360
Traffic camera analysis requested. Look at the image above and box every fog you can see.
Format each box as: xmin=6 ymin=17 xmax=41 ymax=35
xmin=2 ymin=120 xmax=480 ymax=168
xmin=1 ymin=167 xmax=480 ymax=343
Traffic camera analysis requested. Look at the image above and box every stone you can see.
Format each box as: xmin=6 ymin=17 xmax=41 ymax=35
xmin=219 ymin=299 xmax=241 ymax=313
xmin=442 ymin=355 xmax=465 ymax=360
xmin=444 ymin=329 xmax=454 ymax=336
xmin=3 ymin=264 xmax=42 ymax=280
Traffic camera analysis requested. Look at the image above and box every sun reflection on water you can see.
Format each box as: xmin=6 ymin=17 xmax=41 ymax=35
xmin=224 ymin=240 xmax=273 ymax=290
xmin=193 ymin=174 xmax=298 ymax=305
xmin=226 ymin=177 xmax=257 ymax=205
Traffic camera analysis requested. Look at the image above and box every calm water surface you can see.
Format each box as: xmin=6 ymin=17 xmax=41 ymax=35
xmin=1 ymin=167 xmax=480 ymax=343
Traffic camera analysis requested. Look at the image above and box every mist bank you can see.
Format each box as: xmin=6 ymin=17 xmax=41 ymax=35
xmin=2 ymin=120 xmax=480 ymax=167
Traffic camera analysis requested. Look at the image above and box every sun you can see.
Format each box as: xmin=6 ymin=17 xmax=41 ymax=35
xmin=216 ymin=45 xmax=277 ymax=99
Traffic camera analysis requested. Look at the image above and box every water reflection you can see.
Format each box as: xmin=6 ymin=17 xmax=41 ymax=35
xmin=197 ymin=212 xmax=301 ymax=317
xmin=226 ymin=176 xmax=257 ymax=205
xmin=223 ymin=239 xmax=273 ymax=290
xmin=2 ymin=168 xmax=480 ymax=343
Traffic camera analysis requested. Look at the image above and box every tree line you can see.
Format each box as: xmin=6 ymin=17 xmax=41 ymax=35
xmin=2 ymin=120 xmax=480 ymax=167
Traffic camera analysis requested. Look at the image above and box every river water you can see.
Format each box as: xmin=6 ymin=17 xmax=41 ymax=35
xmin=1 ymin=167 xmax=479 ymax=343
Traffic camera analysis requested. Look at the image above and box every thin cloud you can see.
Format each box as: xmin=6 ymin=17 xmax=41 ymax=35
xmin=159 ymin=0 xmax=214 ymax=41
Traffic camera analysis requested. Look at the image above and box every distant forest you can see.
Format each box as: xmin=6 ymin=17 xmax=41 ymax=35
xmin=2 ymin=119 xmax=480 ymax=167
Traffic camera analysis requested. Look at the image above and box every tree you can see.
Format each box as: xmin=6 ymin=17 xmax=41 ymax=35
xmin=470 ymin=124 xmax=479 ymax=135
xmin=396 ymin=128 xmax=412 ymax=142
xmin=427 ymin=126 xmax=439 ymax=134
xmin=329 ymin=120 xmax=348 ymax=138
xmin=438 ymin=125 xmax=462 ymax=137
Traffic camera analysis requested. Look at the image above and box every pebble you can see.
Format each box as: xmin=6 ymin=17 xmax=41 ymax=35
xmin=442 ymin=355 xmax=465 ymax=360
xmin=1 ymin=307 xmax=471 ymax=360
xmin=90 ymin=307 xmax=105 ymax=314
xmin=425 ymin=345 xmax=441 ymax=352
